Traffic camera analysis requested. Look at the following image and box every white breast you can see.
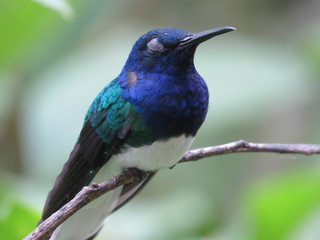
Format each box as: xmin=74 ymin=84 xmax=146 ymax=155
xmin=110 ymin=135 xmax=194 ymax=171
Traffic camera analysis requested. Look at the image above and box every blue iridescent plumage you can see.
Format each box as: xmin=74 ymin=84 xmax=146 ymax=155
xmin=41 ymin=26 xmax=235 ymax=240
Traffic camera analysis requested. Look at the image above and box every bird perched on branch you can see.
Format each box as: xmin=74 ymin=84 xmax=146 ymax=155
xmin=40 ymin=26 xmax=235 ymax=240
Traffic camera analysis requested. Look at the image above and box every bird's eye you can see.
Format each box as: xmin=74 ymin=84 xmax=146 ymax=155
xmin=147 ymin=38 xmax=164 ymax=54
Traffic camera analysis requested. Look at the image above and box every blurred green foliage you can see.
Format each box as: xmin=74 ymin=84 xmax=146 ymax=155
xmin=0 ymin=179 xmax=39 ymax=239
xmin=0 ymin=0 xmax=320 ymax=239
xmin=245 ymin=169 xmax=320 ymax=240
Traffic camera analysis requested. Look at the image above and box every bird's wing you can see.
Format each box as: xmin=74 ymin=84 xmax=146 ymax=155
xmin=40 ymin=79 xmax=143 ymax=222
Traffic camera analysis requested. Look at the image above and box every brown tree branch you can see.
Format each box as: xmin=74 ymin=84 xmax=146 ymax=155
xmin=24 ymin=140 xmax=320 ymax=240
xmin=180 ymin=140 xmax=320 ymax=162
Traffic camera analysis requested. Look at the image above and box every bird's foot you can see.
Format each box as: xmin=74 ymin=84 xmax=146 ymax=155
xmin=91 ymin=182 xmax=99 ymax=188
xmin=127 ymin=167 xmax=147 ymax=182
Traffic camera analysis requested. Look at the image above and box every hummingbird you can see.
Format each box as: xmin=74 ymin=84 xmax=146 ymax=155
xmin=40 ymin=26 xmax=235 ymax=240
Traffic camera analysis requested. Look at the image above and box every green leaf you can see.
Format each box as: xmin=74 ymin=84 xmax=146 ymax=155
xmin=245 ymin=168 xmax=320 ymax=240
xmin=0 ymin=183 xmax=40 ymax=240
xmin=0 ymin=0 xmax=68 ymax=70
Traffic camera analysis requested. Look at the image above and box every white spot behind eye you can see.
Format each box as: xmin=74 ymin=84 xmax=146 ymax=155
xmin=147 ymin=38 xmax=164 ymax=54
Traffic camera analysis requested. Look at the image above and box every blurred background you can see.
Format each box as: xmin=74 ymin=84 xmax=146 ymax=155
xmin=1 ymin=0 xmax=320 ymax=239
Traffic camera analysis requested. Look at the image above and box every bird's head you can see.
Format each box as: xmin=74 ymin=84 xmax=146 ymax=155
xmin=122 ymin=27 xmax=235 ymax=74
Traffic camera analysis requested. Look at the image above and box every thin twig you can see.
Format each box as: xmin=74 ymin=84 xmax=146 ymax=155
xmin=180 ymin=140 xmax=320 ymax=162
xmin=24 ymin=140 xmax=320 ymax=240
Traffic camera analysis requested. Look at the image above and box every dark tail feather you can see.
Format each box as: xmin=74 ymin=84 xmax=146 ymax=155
xmin=39 ymin=143 xmax=100 ymax=224
xmin=112 ymin=172 xmax=156 ymax=213
xmin=84 ymin=173 xmax=156 ymax=240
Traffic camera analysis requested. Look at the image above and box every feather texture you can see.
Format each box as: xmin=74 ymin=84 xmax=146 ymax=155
xmin=36 ymin=26 xmax=236 ymax=239
xmin=41 ymin=79 xmax=138 ymax=222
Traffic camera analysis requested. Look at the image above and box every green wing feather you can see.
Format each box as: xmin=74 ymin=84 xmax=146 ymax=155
xmin=41 ymin=78 xmax=149 ymax=222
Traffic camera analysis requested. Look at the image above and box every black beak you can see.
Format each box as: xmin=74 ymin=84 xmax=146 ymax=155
xmin=179 ymin=26 xmax=236 ymax=48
